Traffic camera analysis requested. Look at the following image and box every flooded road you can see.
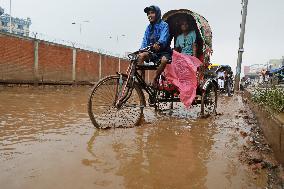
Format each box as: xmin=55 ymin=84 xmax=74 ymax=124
xmin=0 ymin=86 xmax=279 ymax=188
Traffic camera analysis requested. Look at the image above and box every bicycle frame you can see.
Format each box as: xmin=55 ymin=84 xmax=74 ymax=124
xmin=115 ymin=58 xmax=156 ymax=108
xmin=114 ymin=45 xmax=218 ymax=109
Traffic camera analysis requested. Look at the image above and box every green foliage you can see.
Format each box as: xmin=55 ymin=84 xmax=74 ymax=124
xmin=252 ymin=87 xmax=284 ymax=113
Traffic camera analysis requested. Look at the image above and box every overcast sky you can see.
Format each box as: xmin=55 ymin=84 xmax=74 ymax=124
xmin=0 ymin=0 xmax=283 ymax=71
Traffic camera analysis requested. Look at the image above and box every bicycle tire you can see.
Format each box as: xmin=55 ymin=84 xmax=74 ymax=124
xmin=88 ymin=75 xmax=145 ymax=129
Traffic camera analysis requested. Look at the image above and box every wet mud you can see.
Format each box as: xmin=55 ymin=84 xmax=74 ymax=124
xmin=0 ymin=86 xmax=283 ymax=189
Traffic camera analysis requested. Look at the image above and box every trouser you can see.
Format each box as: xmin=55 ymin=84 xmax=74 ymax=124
xmin=225 ymin=78 xmax=232 ymax=96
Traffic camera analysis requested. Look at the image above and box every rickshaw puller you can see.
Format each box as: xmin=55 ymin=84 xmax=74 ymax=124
xmin=138 ymin=5 xmax=172 ymax=87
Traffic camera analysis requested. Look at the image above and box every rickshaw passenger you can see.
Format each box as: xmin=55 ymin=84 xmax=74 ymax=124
xmin=138 ymin=5 xmax=172 ymax=86
xmin=175 ymin=20 xmax=197 ymax=57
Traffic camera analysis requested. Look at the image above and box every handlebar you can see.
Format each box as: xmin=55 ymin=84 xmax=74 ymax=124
xmin=127 ymin=45 xmax=154 ymax=60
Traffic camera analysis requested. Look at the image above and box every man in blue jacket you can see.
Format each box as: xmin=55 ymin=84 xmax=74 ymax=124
xmin=138 ymin=5 xmax=172 ymax=86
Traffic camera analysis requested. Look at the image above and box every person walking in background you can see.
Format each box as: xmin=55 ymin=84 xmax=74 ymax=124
xmin=261 ymin=69 xmax=266 ymax=83
xmin=224 ymin=70 xmax=233 ymax=96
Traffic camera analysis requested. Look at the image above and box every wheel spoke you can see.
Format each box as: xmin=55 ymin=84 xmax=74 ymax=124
xmin=88 ymin=76 xmax=143 ymax=128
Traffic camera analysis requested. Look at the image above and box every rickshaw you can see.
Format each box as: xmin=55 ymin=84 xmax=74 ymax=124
xmin=206 ymin=63 xmax=220 ymax=79
xmin=88 ymin=9 xmax=218 ymax=129
xmin=215 ymin=65 xmax=234 ymax=94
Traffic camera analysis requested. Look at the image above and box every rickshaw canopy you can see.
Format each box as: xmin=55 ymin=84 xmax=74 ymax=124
xmin=215 ymin=65 xmax=233 ymax=74
xmin=162 ymin=9 xmax=213 ymax=61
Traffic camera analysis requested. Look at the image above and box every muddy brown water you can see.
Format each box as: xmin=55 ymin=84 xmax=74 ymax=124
xmin=0 ymin=86 xmax=269 ymax=188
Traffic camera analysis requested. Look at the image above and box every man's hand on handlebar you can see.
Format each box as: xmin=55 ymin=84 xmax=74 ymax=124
xmin=153 ymin=43 xmax=160 ymax=52
xmin=139 ymin=43 xmax=159 ymax=53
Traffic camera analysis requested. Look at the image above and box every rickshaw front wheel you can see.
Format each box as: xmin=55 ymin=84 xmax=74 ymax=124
xmin=88 ymin=75 xmax=146 ymax=129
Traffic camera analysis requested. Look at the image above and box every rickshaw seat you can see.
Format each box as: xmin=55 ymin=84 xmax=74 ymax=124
xmin=137 ymin=58 xmax=172 ymax=70
xmin=136 ymin=64 xmax=159 ymax=70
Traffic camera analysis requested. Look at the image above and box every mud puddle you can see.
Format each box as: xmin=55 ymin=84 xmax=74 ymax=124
xmin=0 ymin=86 xmax=283 ymax=188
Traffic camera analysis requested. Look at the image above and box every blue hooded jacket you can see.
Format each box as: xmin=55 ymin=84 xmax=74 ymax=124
xmin=141 ymin=6 xmax=171 ymax=52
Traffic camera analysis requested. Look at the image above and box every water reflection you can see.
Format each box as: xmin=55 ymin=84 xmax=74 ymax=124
xmin=85 ymin=115 xmax=216 ymax=188
xmin=0 ymin=87 xmax=270 ymax=188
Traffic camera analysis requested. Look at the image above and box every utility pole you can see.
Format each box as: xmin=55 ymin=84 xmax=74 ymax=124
xmin=9 ymin=0 xmax=12 ymax=33
xmin=109 ymin=34 xmax=126 ymax=57
xmin=234 ymin=0 xmax=248 ymax=91
xmin=72 ymin=20 xmax=90 ymax=35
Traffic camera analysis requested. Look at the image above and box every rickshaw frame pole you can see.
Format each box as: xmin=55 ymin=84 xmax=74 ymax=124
xmin=234 ymin=0 xmax=248 ymax=91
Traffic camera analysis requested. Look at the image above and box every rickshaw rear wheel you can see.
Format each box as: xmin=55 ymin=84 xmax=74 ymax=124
xmin=201 ymin=82 xmax=217 ymax=117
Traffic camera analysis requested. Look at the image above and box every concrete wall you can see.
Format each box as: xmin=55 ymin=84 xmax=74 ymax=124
xmin=244 ymin=90 xmax=284 ymax=166
xmin=0 ymin=32 xmax=156 ymax=84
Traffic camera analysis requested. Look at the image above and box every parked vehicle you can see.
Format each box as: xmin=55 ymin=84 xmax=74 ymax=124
xmin=215 ymin=65 xmax=233 ymax=96
xmin=269 ymin=66 xmax=284 ymax=85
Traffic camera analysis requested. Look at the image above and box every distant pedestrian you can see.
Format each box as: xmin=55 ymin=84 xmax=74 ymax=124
xmin=261 ymin=69 xmax=266 ymax=83
xmin=224 ymin=70 xmax=232 ymax=96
